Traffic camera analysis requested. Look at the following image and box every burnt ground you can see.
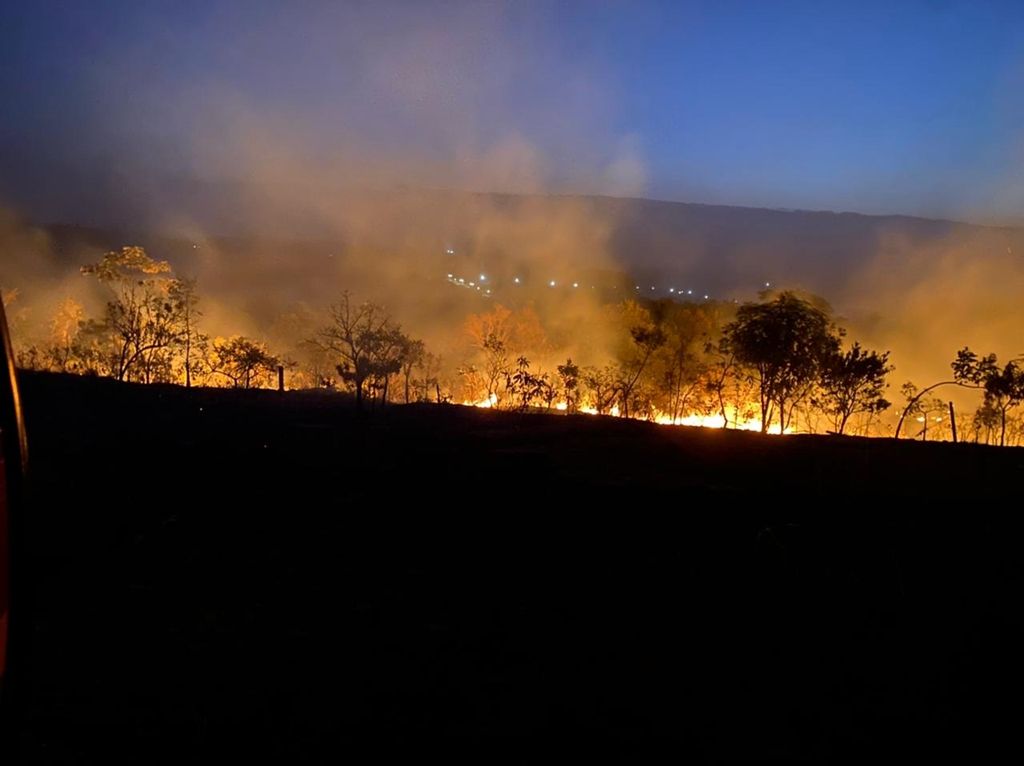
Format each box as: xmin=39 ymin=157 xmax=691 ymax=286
xmin=8 ymin=371 xmax=1024 ymax=762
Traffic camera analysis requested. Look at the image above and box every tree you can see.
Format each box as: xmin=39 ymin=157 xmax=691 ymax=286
xmin=463 ymin=304 xmax=549 ymax=406
xmin=605 ymin=300 xmax=665 ymax=418
xmin=617 ymin=325 xmax=666 ymax=419
xmin=317 ymin=292 xmax=403 ymax=409
xmin=814 ymin=342 xmax=892 ymax=434
xmin=399 ymin=338 xmax=426 ymax=404
xmin=168 ymin=278 xmax=204 ymax=387
xmin=968 ymin=401 xmax=1001 ymax=444
xmin=479 ymin=333 xmax=511 ymax=403
xmin=899 ymin=382 xmax=948 ymax=441
xmin=952 ymin=347 xmax=1024 ymax=447
xmin=366 ymin=324 xmax=409 ymax=405
xmin=44 ymin=297 xmax=85 ymax=372
xmin=581 ymin=365 xmax=619 ymax=415
xmin=209 ymin=336 xmax=280 ymax=389
xmin=505 ymin=356 xmax=546 ymax=412
xmin=723 ymin=292 xmax=840 ymax=433
xmin=412 ymin=351 xmax=443 ymax=403
xmin=649 ymin=301 xmax=714 ymax=423
xmin=557 ymin=358 xmax=580 ymax=413
xmin=80 ymin=246 xmax=185 ymax=382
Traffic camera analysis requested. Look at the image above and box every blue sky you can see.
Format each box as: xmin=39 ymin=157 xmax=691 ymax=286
xmin=2 ymin=0 xmax=1024 ymax=221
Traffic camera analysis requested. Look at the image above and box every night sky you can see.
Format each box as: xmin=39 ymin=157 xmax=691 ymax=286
xmin=2 ymin=0 xmax=1023 ymax=224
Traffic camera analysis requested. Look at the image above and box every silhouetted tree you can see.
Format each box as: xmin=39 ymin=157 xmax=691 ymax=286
xmin=210 ymin=336 xmax=280 ymax=389
xmin=899 ymin=382 xmax=948 ymax=441
xmin=480 ymin=333 xmax=511 ymax=403
xmin=169 ymin=278 xmax=204 ymax=387
xmin=412 ymin=351 xmax=443 ymax=403
xmin=317 ymin=292 xmax=401 ymax=409
xmin=399 ymin=338 xmax=426 ymax=404
xmin=617 ymin=325 xmax=666 ymax=418
xmin=557 ymin=358 xmax=580 ymax=413
xmin=581 ymin=365 xmax=619 ymax=415
xmin=648 ymin=301 xmax=714 ymax=423
xmin=815 ymin=342 xmax=892 ymax=434
xmin=463 ymin=304 xmax=548 ymax=405
xmin=968 ymin=401 xmax=1001 ymax=444
xmin=723 ymin=292 xmax=840 ymax=432
xmin=367 ymin=324 xmax=409 ymax=405
xmin=952 ymin=347 xmax=1024 ymax=446
xmin=505 ymin=356 xmax=550 ymax=412
xmin=81 ymin=247 xmax=175 ymax=381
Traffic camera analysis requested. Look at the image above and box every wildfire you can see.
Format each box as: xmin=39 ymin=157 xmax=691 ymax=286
xmin=470 ymin=392 xmax=499 ymax=408
xmin=461 ymin=396 xmax=790 ymax=433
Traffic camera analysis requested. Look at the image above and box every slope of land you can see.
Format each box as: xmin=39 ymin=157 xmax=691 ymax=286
xmin=14 ymin=187 xmax=1024 ymax=300
xmin=11 ymin=372 xmax=1024 ymax=761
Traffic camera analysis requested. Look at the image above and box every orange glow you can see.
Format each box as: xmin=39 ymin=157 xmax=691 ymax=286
xmin=461 ymin=396 xmax=790 ymax=433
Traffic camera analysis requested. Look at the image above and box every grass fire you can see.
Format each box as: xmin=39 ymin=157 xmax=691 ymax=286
xmin=4 ymin=237 xmax=1022 ymax=443
xmin=3 ymin=2 xmax=1024 ymax=762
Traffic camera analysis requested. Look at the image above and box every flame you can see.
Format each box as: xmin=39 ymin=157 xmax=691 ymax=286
xmin=652 ymin=410 xmax=790 ymax=434
xmin=460 ymin=395 xmax=790 ymax=433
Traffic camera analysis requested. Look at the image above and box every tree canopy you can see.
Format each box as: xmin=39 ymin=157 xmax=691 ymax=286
xmin=723 ymin=291 xmax=841 ymax=432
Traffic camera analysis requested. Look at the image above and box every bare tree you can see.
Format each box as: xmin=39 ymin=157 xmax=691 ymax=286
xmin=616 ymin=325 xmax=666 ymax=418
xmin=399 ymin=338 xmax=426 ymax=404
xmin=168 ymin=278 xmax=204 ymax=388
xmin=317 ymin=292 xmax=407 ymax=409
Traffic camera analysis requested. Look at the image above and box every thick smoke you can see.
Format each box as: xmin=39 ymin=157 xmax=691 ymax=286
xmin=3 ymin=2 xmax=1024 ymax=426
xmin=839 ymin=226 xmax=1024 ymax=410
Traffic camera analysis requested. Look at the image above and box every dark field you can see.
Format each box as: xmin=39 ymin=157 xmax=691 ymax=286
xmin=10 ymin=372 xmax=1024 ymax=762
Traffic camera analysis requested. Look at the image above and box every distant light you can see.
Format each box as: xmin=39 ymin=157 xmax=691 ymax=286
xmin=765 ymin=281 xmax=771 ymax=287
xmin=704 ymin=295 xmax=709 ymax=300
xmin=635 ymin=285 xmax=640 ymax=290
xmin=650 ymin=286 xmax=655 ymax=291
xmin=447 ymin=273 xmax=453 ymax=279
xmin=485 ymin=289 xmax=491 ymax=295
xmin=572 ymin=282 xmax=578 ymax=288
xmin=549 ymin=280 xmax=556 ymax=287
xmin=477 ymin=286 xmax=481 ymax=291
xmin=669 ymin=288 xmax=675 ymax=293
xmin=480 ymin=274 xmax=487 ymax=281
xmin=513 ymin=277 xmax=521 ymax=284
xmin=687 ymin=290 xmax=692 ymax=295
xmin=458 ymin=278 xmax=464 ymax=283
xmin=468 ymin=281 xmax=475 ymax=287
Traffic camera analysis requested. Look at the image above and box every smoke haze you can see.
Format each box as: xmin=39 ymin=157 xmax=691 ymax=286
xmin=3 ymin=1 xmax=1024 ymax=422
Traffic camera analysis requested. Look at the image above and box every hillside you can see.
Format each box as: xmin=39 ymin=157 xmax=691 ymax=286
xmin=9 ymin=372 xmax=1024 ymax=760
xmin=10 ymin=187 xmax=1024 ymax=301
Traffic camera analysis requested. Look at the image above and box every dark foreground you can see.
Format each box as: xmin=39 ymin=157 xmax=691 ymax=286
xmin=10 ymin=373 xmax=1024 ymax=762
